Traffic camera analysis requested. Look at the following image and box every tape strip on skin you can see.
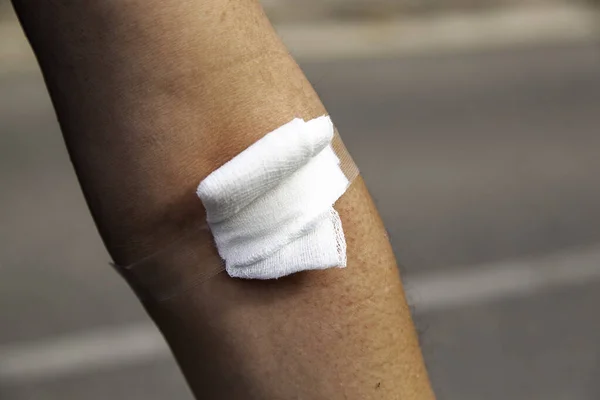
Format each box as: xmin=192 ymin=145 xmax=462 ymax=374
xmin=113 ymin=118 xmax=359 ymax=302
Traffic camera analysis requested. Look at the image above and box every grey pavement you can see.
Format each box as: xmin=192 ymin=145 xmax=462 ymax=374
xmin=303 ymin=42 xmax=600 ymax=272
xmin=2 ymin=41 xmax=600 ymax=399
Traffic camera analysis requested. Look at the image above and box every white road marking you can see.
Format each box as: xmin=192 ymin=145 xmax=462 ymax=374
xmin=404 ymin=245 xmax=600 ymax=313
xmin=0 ymin=324 xmax=166 ymax=384
xmin=1 ymin=245 xmax=600 ymax=384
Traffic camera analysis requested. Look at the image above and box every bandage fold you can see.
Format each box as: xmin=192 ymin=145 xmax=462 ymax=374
xmin=197 ymin=116 xmax=350 ymax=279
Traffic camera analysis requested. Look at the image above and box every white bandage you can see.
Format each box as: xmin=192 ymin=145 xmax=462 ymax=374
xmin=197 ymin=116 xmax=350 ymax=279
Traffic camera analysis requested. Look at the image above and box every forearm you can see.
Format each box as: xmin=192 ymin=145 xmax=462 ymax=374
xmin=13 ymin=0 xmax=321 ymax=264
xmin=13 ymin=0 xmax=434 ymax=398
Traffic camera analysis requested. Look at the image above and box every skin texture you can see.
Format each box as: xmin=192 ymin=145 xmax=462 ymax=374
xmin=12 ymin=0 xmax=436 ymax=398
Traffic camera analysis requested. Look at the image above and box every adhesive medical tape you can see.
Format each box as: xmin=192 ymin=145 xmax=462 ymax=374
xmin=113 ymin=127 xmax=359 ymax=303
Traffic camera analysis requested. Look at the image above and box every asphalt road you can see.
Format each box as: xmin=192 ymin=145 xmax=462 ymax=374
xmin=1 ymin=41 xmax=600 ymax=399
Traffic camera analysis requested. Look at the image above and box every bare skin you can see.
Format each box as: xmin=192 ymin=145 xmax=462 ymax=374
xmin=12 ymin=0 xmax=436 ymax=398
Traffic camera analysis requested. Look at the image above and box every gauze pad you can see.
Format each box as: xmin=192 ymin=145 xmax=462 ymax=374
xmin=197 ymin=116 xmax=350 ymax=279
xmin=112 ymin=120 xmax=359 ymax=301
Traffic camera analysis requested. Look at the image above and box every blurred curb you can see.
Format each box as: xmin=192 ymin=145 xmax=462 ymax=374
xmin=0 ymin=3 xmax=597 ymax=74
xmin=262 ymin=0 xmax=580 ymax=24
xmin=279 ymin=4 xmax=598 ymax=61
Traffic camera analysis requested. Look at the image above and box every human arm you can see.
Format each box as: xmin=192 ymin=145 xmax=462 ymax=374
xmin=12 ymin=0 xmax=435 ymax=398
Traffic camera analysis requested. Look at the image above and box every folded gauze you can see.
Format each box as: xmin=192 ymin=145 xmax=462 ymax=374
xmin=197 ymin=116 xmax=350 ymax=279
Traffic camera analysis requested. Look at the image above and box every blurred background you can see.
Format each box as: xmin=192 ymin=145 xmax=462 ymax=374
xmin=1 ymin=0 xmax=600 ymax=399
